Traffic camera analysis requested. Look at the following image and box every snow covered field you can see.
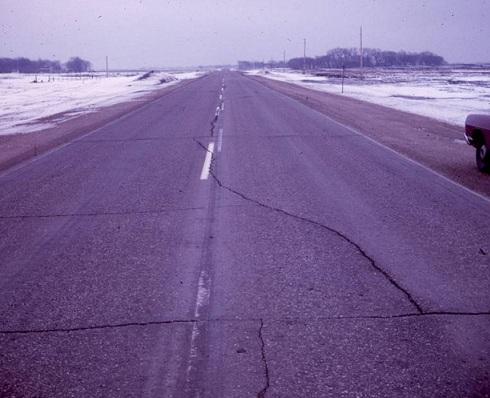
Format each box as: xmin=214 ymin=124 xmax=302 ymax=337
xmin=0 ymin=70 xmax=204 ymax=135
xmin=248 ymin=68 xmax=490 ymax=127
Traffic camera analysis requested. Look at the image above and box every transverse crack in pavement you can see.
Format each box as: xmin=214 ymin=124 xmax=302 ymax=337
xmin=0 ymin=319 xmax=197 ymax=335
xmin=77 ymin=135 xmax=212 ymax=143
xmin=193 ymin=139 xmax=424 ymax=314
xmin=1 ymin=311 xmax=489 ymax=335
xmin=257 ymin=318 xmax=271 ymax=398
xmin=0 ymin=207 xmax=205 ymax=220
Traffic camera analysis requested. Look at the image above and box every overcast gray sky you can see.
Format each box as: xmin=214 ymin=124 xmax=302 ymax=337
xmin=1 ymin=0 xmax=489 ymax=69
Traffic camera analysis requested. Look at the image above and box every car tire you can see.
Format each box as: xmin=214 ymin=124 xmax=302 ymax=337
xmin=476 ymin=141 xmax=490 ymax=173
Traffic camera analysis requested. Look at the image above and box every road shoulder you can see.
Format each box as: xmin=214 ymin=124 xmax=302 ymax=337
xmin=249 ymin=75 xmax=489 ymax=198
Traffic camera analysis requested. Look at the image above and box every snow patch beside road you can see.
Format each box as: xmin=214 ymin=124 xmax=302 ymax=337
xmin=247 ymin=68 xmax=490 ymax=127
xmin=0 ymin=70 xmax=205 ymax=135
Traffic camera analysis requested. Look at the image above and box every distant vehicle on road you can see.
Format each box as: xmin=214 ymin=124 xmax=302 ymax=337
xmin=465 ymin=114 xmax=490 ymax=173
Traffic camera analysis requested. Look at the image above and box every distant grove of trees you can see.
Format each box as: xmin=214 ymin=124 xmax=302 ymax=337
xmin=65 ymin=57 xmax=92 ymax=73
xmin=238 ymin=48 xmax=446 ymax=70
xmin=0 ymin=56 xmax=92 ymax=73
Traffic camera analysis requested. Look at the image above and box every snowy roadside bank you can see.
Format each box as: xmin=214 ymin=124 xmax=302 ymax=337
xmin=0 ymin=77 xmax=197 ymax=173
xmin=246 ymin=68 xmax=490 ymax=127
xmin=250 ymin=75 xmax=490 ymax=198
xmin=0 ymin=70 xmax=205 ymax=135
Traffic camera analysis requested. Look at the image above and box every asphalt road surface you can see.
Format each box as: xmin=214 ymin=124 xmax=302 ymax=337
xmin=0 ymin=71 xmax=489 ymax=397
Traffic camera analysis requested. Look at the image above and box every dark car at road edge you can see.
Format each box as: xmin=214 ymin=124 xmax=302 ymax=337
xmin=465 ymin=114 xmax=490 ymax=173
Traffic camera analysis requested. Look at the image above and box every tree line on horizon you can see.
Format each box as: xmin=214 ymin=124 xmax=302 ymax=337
xmin=238 ymin=48 xmax=446 ymax=70
xmin=0 ymin=56 xmax=92 ymax=73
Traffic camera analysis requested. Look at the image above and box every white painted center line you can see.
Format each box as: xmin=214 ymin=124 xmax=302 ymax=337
xmin=185 ymin=268 xmax=211 ymax=386
xmin=194 ymin=270 xmax=210 ymax=318
xmin=200 ymin=142 xmax=215 ymax=180
xmin=453 ymin=138 xmax=467 ymax=145
xmin=218 ymin=128 xmax=224 ymax=152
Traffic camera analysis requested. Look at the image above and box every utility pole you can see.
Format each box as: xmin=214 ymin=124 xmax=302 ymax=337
xmin=105 ymin=55 xmax=109 ymax=78
xmin=303 ymin=38 xmax=306 ymax=75
xmin=341 ymin=59 xmax=345 ymax=94
xmin=360 ymin=26 xmax=363 ymax=79
xmin=283 ymin=50 xmax=286 ymax=69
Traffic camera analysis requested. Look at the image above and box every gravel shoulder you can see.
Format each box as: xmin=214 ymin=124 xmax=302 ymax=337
xmin=0 ymin=78 xmax=197 ymax=173
xmin=250 ymin=75 xmax=490 ymax=198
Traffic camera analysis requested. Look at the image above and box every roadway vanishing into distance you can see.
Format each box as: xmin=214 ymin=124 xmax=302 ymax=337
xmin=0 ymin=71 xmax=489 ymax=397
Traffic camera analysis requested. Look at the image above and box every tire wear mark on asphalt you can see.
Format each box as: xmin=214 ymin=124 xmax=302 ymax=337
xmin=192 ymin=139 xmax=424 ymax=314
xmin=1 ymin=312 xmax=489 ymax=335
xmin=257 ymin=318 xmax=270 ymax=398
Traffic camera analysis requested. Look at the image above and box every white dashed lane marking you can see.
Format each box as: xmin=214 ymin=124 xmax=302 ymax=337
xmin=199 ymin=142 xmax=214 ymax=180
xmin=218 ymin=128 xmax=224 ymax=152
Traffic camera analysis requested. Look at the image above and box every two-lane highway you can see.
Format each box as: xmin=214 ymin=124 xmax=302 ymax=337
xmin=0 ymin=71 xmax=489 ymax=397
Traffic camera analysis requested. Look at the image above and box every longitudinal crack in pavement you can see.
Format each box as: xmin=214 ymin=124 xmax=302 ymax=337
xmin=257 ymin=318 xmax=271 ymax=398
xmin=195 ymin=143 xmax=424 ymax=314
xmin=193 ymin=139 xmax=424 ymax=314
xmin=210 ymin=114 xmax=218 ymax=137
xmin=210 ymin=87 xmax=225 ymax=137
